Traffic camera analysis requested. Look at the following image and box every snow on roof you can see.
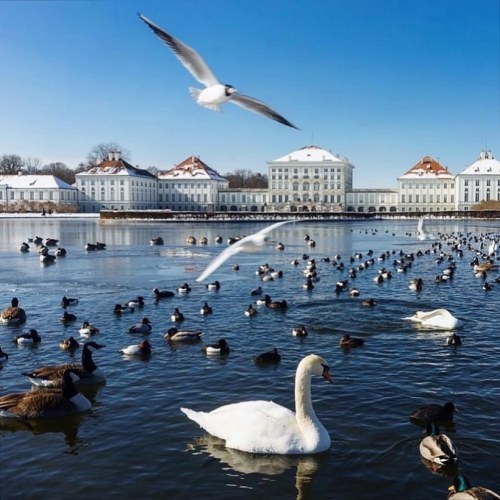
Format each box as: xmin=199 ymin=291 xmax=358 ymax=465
xmin=158 ymin=156 xmax=227 ymax=181
xmin=399 ymin=156 xmax=454 ymax=179
xmin=0 ymin=174 xmax=76 ymax=189
xmin=459 ymin=150 xmax=500 ymax=175
xmin=270 ymin=145 xmax=345 ymax=163
xmin=78 ymin=157 xmax=156 ymax=179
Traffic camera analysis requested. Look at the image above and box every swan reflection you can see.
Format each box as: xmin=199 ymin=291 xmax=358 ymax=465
xmin=187 ymin=435 xmax=326 ymax=499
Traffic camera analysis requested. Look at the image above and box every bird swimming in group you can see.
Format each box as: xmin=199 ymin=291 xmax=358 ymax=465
xmin=181 ymin=354 xmax=332 ymax=454
xmin=245 ymin=304 xmax=257 ymax=317
xmin=79 ymin=321 xmax=100 ymax=337
xmin=61 ymin=296 xmax=79 ymax=308
xmin=119 ymin=340 xmax=152 ymax=357
xmin=419 ymin=422 xmax=458 ymax=467
xmin=164 ymin=328 xmax=203 ymax=342
xmin=128 ymin=296 xmax=145 ymax=308
xmin=59 ymin=336 xmax=80 ymax=351
xmin=447 ymin=474 xmax=500 ymax=499
xmin=60 ymin=311 xmax=77 ymax=324
xmin=202 ymin=339 xmax=230 ymax=356
xmin=129 ymin=317 xmax=152 ymax=334
xmin=254 ymin=348 xmax=281 ymax=365
xmin=404 ymin=309 xmax=462 ymax=330
xmin=153 ymin=288 xmax=175 ymax=301
xmin=13 ymin=329 xmax=41 ymax=345
xmin=138 ymin=14 xmax=298 ymax=129
xmin=339 ymin=334 xmax=365 ymax=347
xmin=196 ymin=220 xmax=295 ymax=282
xmin=1 ymin=297 xmax=27 ymax=326
xmin=409 ymin=402 xmax=456 ymax=427
xmin=200 ymin=302 xmax=213 ymax=316
xmin=0 ymin=368 xmax=92 ymax=419
xmin=171 ymin=308 xmax=185 ymax=323
xmin=22 ymin=341 xmax=106 ymax=387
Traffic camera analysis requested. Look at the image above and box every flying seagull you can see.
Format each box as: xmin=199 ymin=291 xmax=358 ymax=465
xmin=138 ymin=13 xmax=298 ymax=129
xmin=196 ymin=220 xmax=295 ymax=282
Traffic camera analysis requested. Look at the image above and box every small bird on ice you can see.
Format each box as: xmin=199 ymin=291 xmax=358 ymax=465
xmin=138 ymin=13 xmax=298 ymax=129
xmin=196 ymin=220 xmax=295 ymax=282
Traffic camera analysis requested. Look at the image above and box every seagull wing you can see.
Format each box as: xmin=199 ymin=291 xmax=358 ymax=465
xmin=256 ymin=219 xmax=295 ymax=237
xmin=138 ymin=13 xmax=219 ymax=87
xmin=196 ymin=239 xmax=247 ymax=282
xmin=229 ymin=93 xmax=299 ymax=129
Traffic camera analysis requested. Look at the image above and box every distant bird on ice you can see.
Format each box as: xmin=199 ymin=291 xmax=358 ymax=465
xmin=138 ymin=13 xmax=298 ymax=129
xmin=196 ymin=220 xmax=295 ymax=282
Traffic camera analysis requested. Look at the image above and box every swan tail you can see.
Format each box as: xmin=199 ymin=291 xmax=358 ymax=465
xmin=181 ymin=407 xmax=205 ymax=427
xmin=188 ymin=87 xmax=221 ymax=112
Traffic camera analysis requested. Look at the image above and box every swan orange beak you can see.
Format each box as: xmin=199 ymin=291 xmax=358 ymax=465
xmin=322 ymin=364 xmax=334 ymax=384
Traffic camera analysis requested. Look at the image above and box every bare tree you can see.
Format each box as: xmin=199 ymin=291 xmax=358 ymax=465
xmin=146 ymin=166 xmax=159 ymax=176
xmin=85 ymin=142 xmax=130 ymax=167
xmin=0 ymin=154 xmax=24 ymax=174
xmin=24 ymin=157 xmax=43 ymax=174
xmin=225 ymin=169 xmax=268 ymax=188
xmin=42 ymin=162 xmax=76 ymax=185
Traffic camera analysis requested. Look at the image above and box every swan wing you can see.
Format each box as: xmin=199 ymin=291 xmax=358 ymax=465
xmin=138 ymin=13 xmax=219 ymax=87
xmin=195 ymin=239 xmax=247 ymax=282
xmin=182 ymin=400 xmax=305 ymax=454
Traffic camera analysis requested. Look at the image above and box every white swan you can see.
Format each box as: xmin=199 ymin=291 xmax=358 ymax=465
xmin=181 ymin=353 xmax=333 ymax=455
xmin=404 ymin=309 xmax=462 ymax=329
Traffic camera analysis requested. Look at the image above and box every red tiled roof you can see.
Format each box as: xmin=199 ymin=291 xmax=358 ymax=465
xmin=403 ymin=156 xmax=449 ymax=175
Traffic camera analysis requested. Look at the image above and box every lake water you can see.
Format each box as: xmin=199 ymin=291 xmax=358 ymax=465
xmin=0 ymin=217 xmax=499 ymax=499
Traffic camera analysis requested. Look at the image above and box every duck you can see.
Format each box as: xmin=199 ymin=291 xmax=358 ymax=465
xmin=114 ymin=303 xmax=134 ymax=314
xmin=181 ymin=354 xmax=333 ymax=454
xmin=409 ymin=278 xmax=423 ymax=291
xmin=79 ymin=321 xmax=100 ymax=337
xmin=96 ymin=242 xmax=106 ymax=250
xmin=120 ymin=340 xmax=152 ymax=357
xmin=245 ymin=304 xmax=257 ymax=317
xmin=250 ymin=286 xmax=262 ymax=296
xmin=22 ymin=341 xmax=106 ymax=387
xmin=361 ymin=298 xmax=377 ymax=307
xmin=0 ymin=346 xmax=8 ymax=366
xmin=404 ymin=309 xmax=462 ymax=329
xmin=254 ymin=348 xmax=281 ymax=364
xmin=13 ymin=329 xmax=41 ymax=345
xmin=152 ymin=288 xmax=174 ymax=301
xmin=199 ymin=237 xmax=208 ymax=245
xmin=409 ymin=402 xmax=456 ymax=427
xmin=44 ymin=238 xmax=59 ymax=246
xmin=256 ymin=294 xmax=271 ymax=306
xmin=85 ymin=243 xmax=97 ymax=251
xmin=275 ymin=242 xmax=285 ymax=251
xmin=0 ymin=369 xmax=92 ymax=419
xmin=59 ymin=336 xmax=80 ymax=351
xmin=447 ymin=474 xmax=500 ymax=499
xmin=339 ymin=334 xmax=364 ymax=347
xmin=128 ymin=296 xmax=145 ymax=308
xmin=164 ymin=327 xmax=203 ymax=342
xmin=419 ymin=422 xmax=458 ymax=466
xmin=128 ymin=317 xmax=152 ymax=334
xmin=292 ymin=325 xmax=308 ymax=337
xmin=200 ymin=302 xmax=213 ymax=316
xmin=446 ymin=333 xmax=462 ymax=346
xmin=1 ymin=297 xmax=27 ymax=326
xmin=40 ymin=253 xmax=56 ymax=264
xmin=60 ymin=311 xmax=77 ymax=324
xmin=171 ymin=308 xmax=185 ymax=322
xmin=266 ymin=299 xmax=288 ymax=310
xmin=206 ymin=281 xmax=221 ymax=291
xmin=55 ymin=247 xmax=67 ymax=257
xmin=19 ymin=242 xmax=30 ymax=253
xmin=349 ymin=287 xmax=360 ymax=297
xmin=61 ymin=296 xmax=79 ymax=308
xmin=214 ymin=236 xmax=223 ymax=244
xmin=150 ymin=236 xmax=164 ymax=245
xmin=202 ymin=339 xmax=230 ymax=356
xmin=177 ymin=282 xmax=192 ymax=294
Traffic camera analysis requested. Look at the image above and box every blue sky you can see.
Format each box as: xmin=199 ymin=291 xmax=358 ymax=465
xmin=0 ymin=0 xmax=498 ymax=187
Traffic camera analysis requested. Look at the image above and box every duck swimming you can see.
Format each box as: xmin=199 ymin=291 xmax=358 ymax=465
xmin=61 ymin=296 xmax=79 ymax=308
xmin=171 ymin=308 xmax=185 ymax=322
xmin=446 ymin=333 xmax=462 ymax=346
xmin=245 ymin=304 xmax=257 ymax=317
xmin=339 ymin=334 xmax=364 ymax=347
xmin=410 ymin=401 xmax=456 ymax=427
xmin=200 ymin=302 xmax=213 ymax=316
xmin=79 ymin=321 xmax=100 ymax=337
xmin=164 ymin=328 xmax=203 ymax=342
xmin=206 ymin=281 xmax=221 ymax=291
xmin=254 ymin=348 xmax=281 ymax=364
xmin=419 ymin=422 xmax=458 ymax=466
xmin=128 ymin=318 xmax=152 ymax=334
xmin=181 ymin=354 xmax=333 ymax=454
xmin=292 ymin=325 xmax=308 ymax=337
xmin=153 ymin=288 xmax=175 ymax=301
xmin=202 ymin=339 xmax=230 ymax=356
xmin=13 ymin=329 xmax=41 ymax=345
xmin=0 ymin=369 xmax=91 ymax=419
xmin=22 ymin=341 xmax=106 ymax=387
xmin=120 ymin=340 xmax=152 ymax=357
xmin=447 ymin=474 xmax=500 ymax=499
xmin=114 ymin=303 xmax=134 ymax=314
xmin=128 ymin=296 xmax=145 ymax=308
xmin=60 ymin=311 xmax=77 ymax=324
xmin=59 ymin=336 xmax=80 ymax=351
xmin=1 ymin=297 xmax=27 ymax=326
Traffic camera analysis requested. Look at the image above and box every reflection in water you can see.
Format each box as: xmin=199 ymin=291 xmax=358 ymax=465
xmin=0 ymin=413 xmax=85 ymax=454
xmin=187 ymin=435 xmax=325 ymax=499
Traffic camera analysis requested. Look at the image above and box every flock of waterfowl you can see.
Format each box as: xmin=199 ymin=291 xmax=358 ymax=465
xmin=1 ymin=220 xmax=500 ymax=497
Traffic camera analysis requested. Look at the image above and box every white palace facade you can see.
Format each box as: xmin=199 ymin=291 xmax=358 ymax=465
xmin=2 ymin=147 xmax=499 ymax=214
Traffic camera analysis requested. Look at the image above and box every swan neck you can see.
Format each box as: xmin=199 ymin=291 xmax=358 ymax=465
xmin=295 ymin=365 xmax=315 ymax=424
